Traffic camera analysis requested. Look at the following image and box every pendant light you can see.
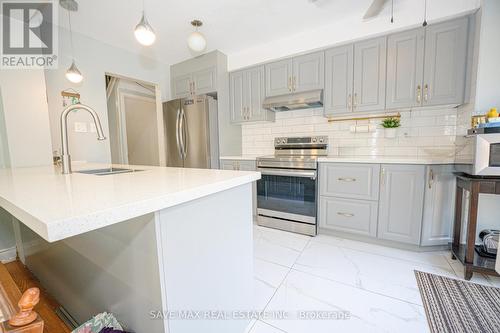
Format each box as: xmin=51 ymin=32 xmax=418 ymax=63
xmin=134 ymin=0 xmax=156 ymax=46
xmin=187 ymin=20 xmax=207 ymax=53
xmin=422 ymin=0 xmax=428 ymax=26
xmin=390 ymin=0 xmax=394 ymax=23
xmin=62 ymin=1 xmax=83 ymax=83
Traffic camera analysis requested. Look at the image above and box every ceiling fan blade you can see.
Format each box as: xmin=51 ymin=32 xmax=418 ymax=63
xmin=363 ymin=0 xmax=390 ymax=19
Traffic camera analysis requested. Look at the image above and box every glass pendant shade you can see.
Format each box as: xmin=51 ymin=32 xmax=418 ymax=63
xmin=187 ymin=31 xmax=206 ymax=52
xmin=134 ymin=14 xmax=156 ymax=46
xmin=65 ymin=61 xmax=83 ymax=83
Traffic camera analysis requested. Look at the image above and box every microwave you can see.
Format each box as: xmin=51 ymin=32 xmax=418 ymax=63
xmin=456 ymin=128 xmax=500 ymax=176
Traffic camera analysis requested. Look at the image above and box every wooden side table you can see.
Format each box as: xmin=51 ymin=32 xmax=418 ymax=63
xmin=451 ymin=175 xmax=500 ymax=280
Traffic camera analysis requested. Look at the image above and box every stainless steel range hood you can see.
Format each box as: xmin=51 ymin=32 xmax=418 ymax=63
xmin=262 ymin=89 xmax=323 ymax=112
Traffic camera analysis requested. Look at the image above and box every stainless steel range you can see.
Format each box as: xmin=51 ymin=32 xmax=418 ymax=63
xmin=256 ymin=136 xmax=328 ymax=236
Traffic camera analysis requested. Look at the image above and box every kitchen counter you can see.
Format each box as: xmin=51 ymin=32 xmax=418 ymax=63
xmin=0 ymin=163 xmax=260 ymax=242
xmin=4 ymin=163 xmax=259 ymax=333
xmin=318 ymin=156 xmax=456 ymax=164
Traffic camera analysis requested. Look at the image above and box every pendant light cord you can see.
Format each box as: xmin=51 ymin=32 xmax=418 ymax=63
xmin=423 ymin=0 xmax=428 ymax=26
xmin=67 ymin=10 xmax=75 ymax=60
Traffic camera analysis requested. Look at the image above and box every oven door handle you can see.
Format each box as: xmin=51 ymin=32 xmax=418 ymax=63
xmin=257 ymin=168 xmax=317 ymax=180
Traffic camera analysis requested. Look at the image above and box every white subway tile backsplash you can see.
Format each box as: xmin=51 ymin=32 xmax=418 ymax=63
xmin=241 ymin=107 xmax=459 ymax=159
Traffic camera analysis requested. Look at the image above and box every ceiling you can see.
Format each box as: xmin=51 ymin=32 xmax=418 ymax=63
xmin=57 ymin=0 xmax=479 ymax=67
xmin=57 ymin=0 xmax=388 ymax=65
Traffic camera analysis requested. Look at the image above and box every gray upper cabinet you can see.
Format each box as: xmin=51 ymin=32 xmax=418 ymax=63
xmin=192 ymin=67 xmax=217 ymax=95
xmin=386 ymin=29 xmax=425 ymax=109
xmin=230 ymin=66 xmax=274 ymax=123
xmin=172 ymin=74 xmax=192 ymax=99
xmin=265 ymin=59 xmax=293 ymax=97
xmin=229 ymin=71 xmax=245 ymax=123
xmin=353 ymin=37 xmax=387 ymax=112
xmin=265 ymin=52 xmax=324 ymax=97
xmin=324 ymin=45 xmax=354 ymax=116
xmin=292 ymin=52 xmax=324 ymax=93
xmin=421 ymin=165 xmax=456 ymax=246
xmin=378 ymin=165 xmax=425 ymax=245
xmin=423 ymin=17 xmax=468 ymax=106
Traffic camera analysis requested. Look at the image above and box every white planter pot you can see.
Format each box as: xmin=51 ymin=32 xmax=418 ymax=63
xmin=384 ymin=128 xmax=398 ymax=138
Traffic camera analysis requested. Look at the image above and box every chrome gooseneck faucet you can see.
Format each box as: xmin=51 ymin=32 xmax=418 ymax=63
xmin=60 ymin=103 xmax=106 ymax=174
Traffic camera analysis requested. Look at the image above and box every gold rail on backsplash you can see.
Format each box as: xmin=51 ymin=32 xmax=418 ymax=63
xmin=327 ymin=112 xmax=401 ymax=123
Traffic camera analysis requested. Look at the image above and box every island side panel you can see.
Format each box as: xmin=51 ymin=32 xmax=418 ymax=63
xmin=156 ymin=183 xmax=254 ymax=333
xmin=19 ymin=213 xmax=165 ymax=332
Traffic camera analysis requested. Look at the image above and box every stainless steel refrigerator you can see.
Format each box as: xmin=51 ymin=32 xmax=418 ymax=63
xmin=163 ymin=95 xmax=219 ymax=169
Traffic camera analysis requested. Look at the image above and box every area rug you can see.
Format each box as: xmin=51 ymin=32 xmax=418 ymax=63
xmin=415 ymin=270 xmax=500 ymax=333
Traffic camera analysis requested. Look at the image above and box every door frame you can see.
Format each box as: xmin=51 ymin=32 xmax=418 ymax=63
xmin=105 ymin=72 xmax=166 ymax=166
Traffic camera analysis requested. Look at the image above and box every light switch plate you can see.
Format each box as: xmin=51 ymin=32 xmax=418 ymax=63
xmin=74 ymin=122 xmax=88 ymax=133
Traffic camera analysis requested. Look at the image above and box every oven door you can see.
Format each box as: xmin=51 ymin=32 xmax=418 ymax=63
xmin=256 ymin=168 xmax=317 ymax=224
xmin=474 ymin=134 xmax=500 ymax=176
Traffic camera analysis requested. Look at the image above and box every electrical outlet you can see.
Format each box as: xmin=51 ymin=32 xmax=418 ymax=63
xmin=74 ymin=122 xmax=88 ymax=133
xmin=89 ymin=123 xmax=97 ymax=133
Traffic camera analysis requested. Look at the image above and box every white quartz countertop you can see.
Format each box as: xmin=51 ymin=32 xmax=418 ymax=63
xmin=318 ymin=156 xmax=455 ymax=164
xmin=0 ymin=163 xmax=260 ymax=242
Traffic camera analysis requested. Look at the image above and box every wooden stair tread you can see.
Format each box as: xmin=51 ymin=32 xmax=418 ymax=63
xmin=2 ymin=262 xmax=71 ymax=333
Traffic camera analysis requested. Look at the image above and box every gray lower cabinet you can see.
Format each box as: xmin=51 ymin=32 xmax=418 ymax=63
xmin=423 ymin=17 xmax=468 ymax=106
xmin=320 ymin=163 xmax=380 ymax=201
xmin=324 ymin=45 xmax=354 ymax=116
xmin=320 ymin=197 xmax=378 ymax=237
xmin=230 ymin=66 xmax=274 ymax=123
xmin=386 ymin=28 xmax=425 ymax=109
xmin=420 ymin=165 xmax=456 ymax=246
xmin=353 ymin=37 xmax=387 ymax=112
xmin=378 ymin=165 xmax=425 ymax=245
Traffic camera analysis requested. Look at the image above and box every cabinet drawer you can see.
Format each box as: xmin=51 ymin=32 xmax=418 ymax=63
xmin=319 ymin=197 xmax=378 ymax=237
xmin=320 ymin=163 xmax=380 ymax=200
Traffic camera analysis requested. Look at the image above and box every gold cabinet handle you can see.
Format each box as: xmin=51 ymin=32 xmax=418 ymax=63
xmin=338 ymin=177 xmax=357 ymax=182
xmin=428 ymin=168 xmax=434 ymax=189
xmin=381 ymin=168 xmax=386 ymax=186
xmin=424 ymin=84 xmax=429 ymax=102
xmin=293 ymin=76 xmax=297 ymax=91
xmin=288 ymin=77 xmax=292 ymax=92
xmin=337 ymin=212 xmax=355 ymax=217
xmin=347 ymin=94 xmax=352 ymax=111
xmin=353 ymin=93 xmax=358 ymax=109
xmin=416 ymin=85 xmax=422 ymax=104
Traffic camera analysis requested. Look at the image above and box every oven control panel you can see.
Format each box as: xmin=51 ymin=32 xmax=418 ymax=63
xmin=274 ymin=136 xmax=328 ymax=147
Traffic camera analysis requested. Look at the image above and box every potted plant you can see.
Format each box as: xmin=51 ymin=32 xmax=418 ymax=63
xmin=381 ymin=117 xmax=401 ymax=138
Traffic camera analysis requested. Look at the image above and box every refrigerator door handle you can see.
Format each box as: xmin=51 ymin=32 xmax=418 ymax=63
xmin=175 ymin=108 xmax=183 ymax=159
xmin=181 ymin=108 xmax=188 ymax=158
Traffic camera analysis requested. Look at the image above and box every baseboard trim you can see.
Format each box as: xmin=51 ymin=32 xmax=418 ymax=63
xmin=0 ymin=246 xmax=17 ymax=263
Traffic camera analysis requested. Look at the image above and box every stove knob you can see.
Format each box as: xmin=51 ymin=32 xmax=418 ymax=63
xmin=312 ymin=138 xmax=317 ymax=143
xmin=282 ymin=139 xmax=286 ymax=144
xmin=319 ymin=138 xmax=324 ymax=143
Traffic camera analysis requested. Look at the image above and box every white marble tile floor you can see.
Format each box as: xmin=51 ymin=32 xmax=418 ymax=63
xmin=248 ymin=225 xmax=496 ymax=333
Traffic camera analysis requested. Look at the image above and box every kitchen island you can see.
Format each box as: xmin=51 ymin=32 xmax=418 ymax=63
xmin=0 ymin=163 xmax=260 ymax=333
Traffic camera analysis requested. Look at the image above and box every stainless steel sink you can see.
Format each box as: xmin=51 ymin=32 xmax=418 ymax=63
xmin=76 ymin=167 xmax=143 ymax=176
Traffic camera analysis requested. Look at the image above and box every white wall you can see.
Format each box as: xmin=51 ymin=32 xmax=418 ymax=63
xmin=0 ymin=69 xmax=53 ymax=167
xmin=45 ymin=26 xmax=170 ymax=163
xmin=227 ymin=0 xmax=480 ymax=70
xmin=474 ymin=0 xmax=500 ymax=112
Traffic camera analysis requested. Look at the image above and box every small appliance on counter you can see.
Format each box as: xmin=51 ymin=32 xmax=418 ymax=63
xmin=475 ymin=229 xmax=500 ymax=258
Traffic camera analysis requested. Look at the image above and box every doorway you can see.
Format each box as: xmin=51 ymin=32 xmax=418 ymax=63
xmin=105 ymin=74 xmax=161 ymax=166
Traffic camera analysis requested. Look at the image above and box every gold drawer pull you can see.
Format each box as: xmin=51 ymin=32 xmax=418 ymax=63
xmin=338 ymin=177 xmax=357 ymax=182
xmin=337 ymin=212 xmax=354 ymax=217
